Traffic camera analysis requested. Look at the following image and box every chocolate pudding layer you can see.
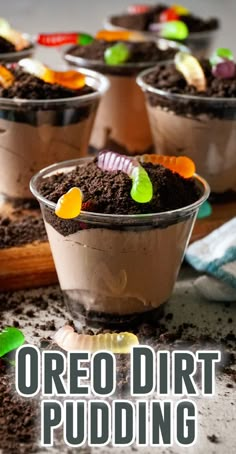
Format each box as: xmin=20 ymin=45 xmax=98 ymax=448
xmin=0 ymin=66 xmax=108 ymax=200
xmin=65 ymin=40 xmax=180 ymax=155
xmin=33 ymin=157 xmax=206 ymax=325
xmin=138 ymin=60 xmax=236 ymax=193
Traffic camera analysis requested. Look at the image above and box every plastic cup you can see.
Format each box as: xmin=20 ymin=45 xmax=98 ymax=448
xmin=30 ymin=157 xmax=209 ymax=327
xmin=0 ymin=68 xmax=109 ymax=202
xmin=64 ymin=39 xmax=187 ymax=156
xmin=185 ymin=30 xmax=219 ymax=58
xmin=137 ymin=65 xmax=236 ymax=194
xmin=104 ymin=16 xmax=219 ymax=58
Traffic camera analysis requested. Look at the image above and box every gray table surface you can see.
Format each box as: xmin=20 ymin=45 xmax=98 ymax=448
xmin=1 ymin=267 xmax=236 ymax=454
xmin=0 ymin=1 xmax=236 ymax=453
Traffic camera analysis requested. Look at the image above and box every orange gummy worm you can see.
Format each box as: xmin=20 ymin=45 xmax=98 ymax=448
xmin=96 ymin=29 xmax=144 ymax=42
xmin=43 ymin=68 xmax=86 ymax=90
xmin=140 ymin=155 xmax=196 ymax=178
xmin=0 ymin=66 xmax=15 ymax=88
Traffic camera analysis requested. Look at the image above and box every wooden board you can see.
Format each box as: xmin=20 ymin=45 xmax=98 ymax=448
xmin=0 ymin=242 xmax=57 ymax=291
xmin=0 ymin=197 xmax=58 ymax=291
xmin=0 ymin=200 xmax=235 ymax=291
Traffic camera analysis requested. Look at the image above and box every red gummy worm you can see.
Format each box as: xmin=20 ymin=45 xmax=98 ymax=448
xmin=81 ymin=200 xmax=93 ymax=211
xmin=37 ymin=33 xmax=78 ymax=46
xmin=160 ymin=8 xmax=179 ymax=22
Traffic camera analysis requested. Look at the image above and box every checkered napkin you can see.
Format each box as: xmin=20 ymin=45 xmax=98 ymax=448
xmin=186 ymin=218 xmax=236 ymax=301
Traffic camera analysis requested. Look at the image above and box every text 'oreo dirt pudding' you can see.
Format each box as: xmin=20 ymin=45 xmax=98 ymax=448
xmin=31 ymin=151 xmax=209 ymax=327
xmin=137 ymin=48 xmax=236 ymax=194
xmin=105 ymin=3 xmax=220 ymax=57
xmin=64 ymin=29 xmax=187 ymax=155
xmin=0 ymin=58 xmax=109 ymax=202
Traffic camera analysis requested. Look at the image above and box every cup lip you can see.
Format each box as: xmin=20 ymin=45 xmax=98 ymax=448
xmin=64 ymin=39 xmax=189 ymax=72
xmin=30 ymin=156 xmax=210 ymax=225
xmin=137 ymin=64 xmax=236 ymax=104
xmin=0 ymin=33 xmax=35 ymax=60
xmin=0 ymin=66 xmax=110 ymax=107
xmin=104 ymin=15 xmax=220 ymax=39
xmin=185 ymin=29 xmax=219 ymax=40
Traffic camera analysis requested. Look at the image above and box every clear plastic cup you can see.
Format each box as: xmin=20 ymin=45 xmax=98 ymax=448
xmin=186 ymin=30 xmax=219 ymax=58
xmin=0 ymin=34 xmax=35 ymax=63
xmin=137 ymin=65 xmax=236 ymax=194
xmin=104 ymin=16 xmax=219 ymax=58
xmin=30 ymin=157 xmax=209 ymax=327
xmin=64 ymin=39 xmax=187 ymax=156
xmin=0 ymin=68 xmax=109 ymax=202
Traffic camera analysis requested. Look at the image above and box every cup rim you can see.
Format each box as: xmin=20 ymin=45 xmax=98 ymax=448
xmin=0 ymin=66 xmax=110 ymax=107
xmin=30 ymin=156 xmax=210 ymax=225
xmin=64 ymin=38 xmax=189 ymax=71
xmin=104 ymin=15 xmax=219 ymax=39
xmin=0 ymin=33 xmax=35 ymax=60
xmin=136 ymin=64 xmax=236 ymax=104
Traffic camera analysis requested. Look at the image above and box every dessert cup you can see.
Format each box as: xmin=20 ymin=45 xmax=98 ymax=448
xmin=137 ymin=66 xmax=236 ymax=193
xmin=0 ymin=68 xmax=109 ymax=202
xmin=0 ymin=34 xmax=35 ymax=63
xmin=30 ymin=157 xmax=209 ymax=327
xmin=64 ymin=39 xmax=187 ymax=155
xmin=104 ymin=16 xmax=219 ymax=58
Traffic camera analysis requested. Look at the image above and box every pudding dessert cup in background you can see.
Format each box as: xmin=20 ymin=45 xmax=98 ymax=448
xmin=137 ymin=66 xmax=236 ymax=194
xmin=0 ymin=34 xmax=35 ymax=63
xmin=0 ymin=68 xmax=109 ymax=203
xmin=105 ymin=18 xmax=219 ymax=59
xmin=30 ymin=157 xmax=209 ymax=327
xmin=64 ymin=39 xmax=187 ymax=155
xmin=105 ymin=4 xmax=220 ymax=58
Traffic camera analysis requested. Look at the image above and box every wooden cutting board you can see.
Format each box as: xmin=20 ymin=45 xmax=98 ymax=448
xmin=0 ymin=199 xmax=235 ymax=291
xmin=0 ymin=197 xmax=58 ymax=291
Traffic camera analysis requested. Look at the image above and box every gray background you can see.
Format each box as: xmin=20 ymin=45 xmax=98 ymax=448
xmin=0 ymin=0 xmax=235 ymax=66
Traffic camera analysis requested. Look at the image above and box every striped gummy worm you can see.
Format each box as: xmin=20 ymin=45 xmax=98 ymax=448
xmin=98 ymin=150 xmax=153 ymax=204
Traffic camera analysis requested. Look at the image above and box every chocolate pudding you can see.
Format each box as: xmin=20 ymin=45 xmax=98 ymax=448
xmin=31 ymin=155 xmax=209 ymax=326
xmin=105 ymin=4 xmax=220 ymax=57
xmin=137 ymin=57 xmax=236 ymax=194
xmin=0 ymin=64 xmax=109 ymax=201
xmin=65 ymin=39 xmax=185 ymax=155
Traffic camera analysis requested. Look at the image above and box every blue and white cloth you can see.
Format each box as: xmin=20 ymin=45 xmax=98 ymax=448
xmin=186 ymin=218 xmax=236 ymax=301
